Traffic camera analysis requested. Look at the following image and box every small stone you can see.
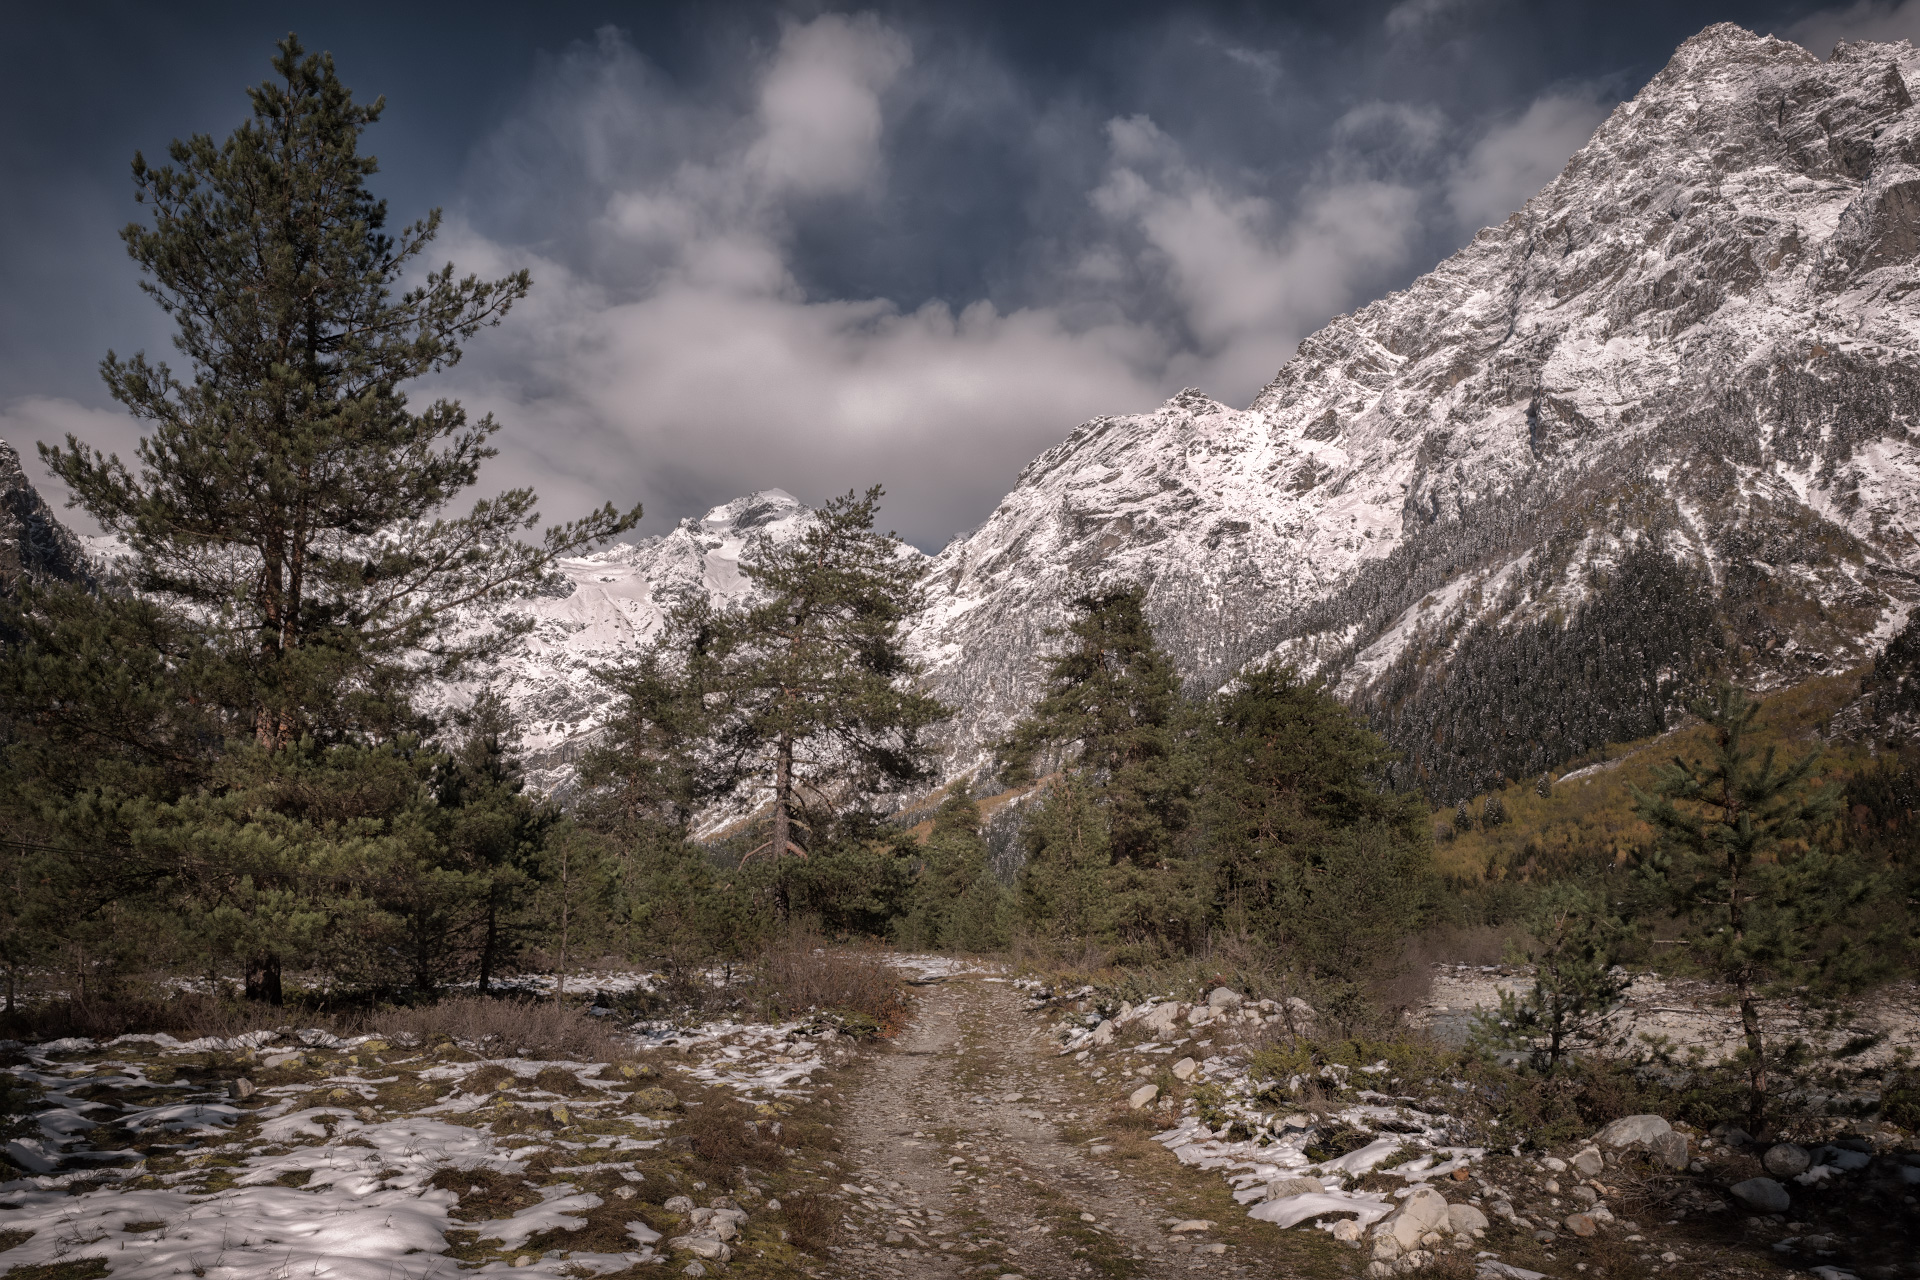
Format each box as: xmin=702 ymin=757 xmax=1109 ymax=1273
xmin=885 ymin=1230 xmax=904 ymax=1243
xmin=1080 ymin=1213 xmax=1096 ymax=1222
xmin=1202 ymin=1242 xmax=1226 ymax=1254
xmin=1649 ymin=1130 xmax=1689 ymax=1171
xmin=1089 ymin=1144 xmax=1113 ymax=1155
xmin=1729 ymin=1177 xmax=1791 ymax=1214
xmin=1565 ymin=1213 xmax=1598 ymax=1237
xmin=1571 ymin=1146 xmax=1604 ymax=1177
xmin=665 ymin=1195 xmax=695 ymax=1214
xmin=1763 ymin=1143 xmax=1811 ymax=1177
xmin=1572 ymin=1186 xmax=1597 ymax=1207
xmin=1451 ymin=1165 xmax=1471 ymax=1181
xmin=764 ymin=1199 xmax=782 ymax=1212
xmin=512 ymin=1257 xmax=533 ymax=1269
xmin=1446 ymin=1204 xmax=1489 ymax=1235
xmin=1542 ymin=1156 xmax=1568 ymax=1172
xmin=1128 ymin=1083 xmax=1159 ymax=1109
xmin=1330 ymin=1218 xmax=1363 ymax=1243
xmin=1091 ymin=1020 xmax=1115 ymax=1046
xmin=1266 ymin=1176 xmax=1323 ymax=1199
xmin=228 ymin=1078 xmax=255 ymax=1100
xmin=1594 ymin=1115 xmax=1672 ymax=1149
xmin=1206 ymin=986 xmax=1242 ymax=1009
xmin=1169 ymin=1219 xmax=1213 ymax=1233
xmin=615 ymin=1185 xmax=636 ymax=1200
xmin=682 ymin=1265 xmax=706 ymax=1278
xmin=1171 ymin=1057 xmax=1198 ymax=1082
xmin=1001 ymin=1092 xmax=1022 ymax=1102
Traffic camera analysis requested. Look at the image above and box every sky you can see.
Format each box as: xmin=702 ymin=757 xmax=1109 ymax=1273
xmin=6 ymin=0 xmax=1919 ymax=550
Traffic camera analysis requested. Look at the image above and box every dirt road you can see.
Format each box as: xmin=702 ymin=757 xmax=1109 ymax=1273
xmin=818 ymin=976 xmax=1278 ymax=1280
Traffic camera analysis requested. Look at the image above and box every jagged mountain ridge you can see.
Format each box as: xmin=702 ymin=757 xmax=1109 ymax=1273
xmin=917 ymin=23 xmax=1920 ymax=798
xmin=0 ymin=440 xmax=88 ymax=593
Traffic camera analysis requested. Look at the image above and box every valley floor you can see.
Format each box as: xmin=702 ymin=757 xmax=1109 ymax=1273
xmin=1 ymin=963 xmax=1913 ymax=1280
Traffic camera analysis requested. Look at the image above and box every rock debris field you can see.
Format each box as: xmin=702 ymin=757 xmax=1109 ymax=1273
xmin=1 ymin=960 xmax=1915 ymax=1280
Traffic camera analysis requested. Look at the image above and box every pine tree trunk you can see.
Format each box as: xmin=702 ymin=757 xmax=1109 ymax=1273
xmin=479 ymin=890 xmax=499 ymax=996
xmin=1738 ymin=973 xmax=1769 ymax=1136
xmin=244 ymin=953 xmax=284 ymax=1005
xmin=772 ymin=733 xmax=795 ymax=918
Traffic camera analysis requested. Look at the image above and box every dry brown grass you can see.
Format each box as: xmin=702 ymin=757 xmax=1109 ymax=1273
xmin=676 ymin=1090 xmax=788 ymax=1188
xmin=753 ymin=937 xmax=908 ymax=1032
xmin=776 ymin=1189 xmax=838 ymax=1254
xmin=369 ymin=996 xmax=623 ymax=1062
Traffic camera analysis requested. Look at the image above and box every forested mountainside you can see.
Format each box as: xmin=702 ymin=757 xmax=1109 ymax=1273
xmin=0 ymin=440 xmax=88 ymax=594
xmin=10 ymin=24 xmax=1920 ymax=804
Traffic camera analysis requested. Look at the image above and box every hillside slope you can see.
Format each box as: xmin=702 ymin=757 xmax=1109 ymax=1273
xmin=915 ymin=24 xmax=1920 ymax=799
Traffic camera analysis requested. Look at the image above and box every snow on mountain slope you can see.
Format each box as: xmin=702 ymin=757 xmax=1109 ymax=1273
xmin=19 ymin=25 xmax=1918 ymax=806
xmin=914 ymin=24 xmax=1920 ymax=795
xmin=461 ymin=489 xmax=820 ymax=791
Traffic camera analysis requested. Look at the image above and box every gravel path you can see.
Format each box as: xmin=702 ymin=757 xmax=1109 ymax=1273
xmin=821 ymin=976 xmax=1255 ymax=1279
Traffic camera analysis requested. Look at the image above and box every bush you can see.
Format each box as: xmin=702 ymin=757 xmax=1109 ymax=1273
xmin=752 ymin=936 xmax=907 ymax=1031
xmin=369 ymin=995 xmax=622 ymax=1061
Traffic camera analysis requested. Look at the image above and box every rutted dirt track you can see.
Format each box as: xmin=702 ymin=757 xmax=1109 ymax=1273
xmin=820 ymin=977 xmax=1277 ymax=1279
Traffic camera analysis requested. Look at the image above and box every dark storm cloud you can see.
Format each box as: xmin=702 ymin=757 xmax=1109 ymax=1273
xmin=0 ymin=1 xmax=1886 ymax=548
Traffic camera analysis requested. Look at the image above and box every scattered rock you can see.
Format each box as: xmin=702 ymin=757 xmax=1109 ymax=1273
xmin=1565 ymin=1213 xmax=1598 ymax=1237
xmin=1650 ymin=1130 xmax=1690 ymax=1171
xmin=1330 ymin=1219 xmax=1364 ymax=1243
xmin=664 ymin=1195 xmax=695 ymax=1214
xmin=1138 ymin=1004 xmax=1184 ymax=1037
xmin=1128 ymin=1083 xmax=1159 ymax=1109
xmin=1171 ymin=1057 xmax=1198 ymax=1082
xmin=1447 ymin=1203 xmax=1489 ymax=1235
xmin=632 ymin=1086 xmax=681 ymax=1112
xmin=1764 ymin=1143 xmax=1812 ymax=1177
xmin=228 ymin=1078 xmax=255 ymax=1100
xmin=1372 ymin=1186 xmax=1451 ymax=1256
xmin=1206 ymin=987 xmax=1242 ymax=1009
xmin=1711 ymin=1122 xmax=1754 ymax=1148
xmin=1090 ymin=1020 xmax=1115 ymax=1046
xmin=1595 ymin=1115 xmax=1672 ymax=1148
xmin=1729 ymin=1177 xmax=1791 ymax=1214
xmin=1169 ymin=1219 xmax=1214 ymax=1232
xmin=1571 ymin=1145 xmax=1604 ymax=1177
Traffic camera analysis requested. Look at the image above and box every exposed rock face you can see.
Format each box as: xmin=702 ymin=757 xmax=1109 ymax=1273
xmin=914 ymin=25 xmax=1920 ymax=797
xmin=0 ymin=440 xmax=88 ymax=593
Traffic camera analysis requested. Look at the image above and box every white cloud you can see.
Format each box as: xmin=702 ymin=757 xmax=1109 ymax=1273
xmin=747 ymin=14 xmax=910 ymax=198
xmin=1446 ymin=91 xmax=1610 ymax=230
xmin=1090 ymin=115 xmax=1420 ymax=396
xmin=1787 ymin=1 xmax=1920 ymax=56
xmin=441 ymin=16 xmax=1434 ymax=549
xmin=1384 ymin=0 xmax=1481 ymax=38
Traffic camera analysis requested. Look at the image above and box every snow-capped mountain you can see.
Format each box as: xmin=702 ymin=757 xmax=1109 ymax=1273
xmin=916 ymin=24 xmax=1920 ymax=798
xmin=10 ymin=25 xmax=1920 ymax=805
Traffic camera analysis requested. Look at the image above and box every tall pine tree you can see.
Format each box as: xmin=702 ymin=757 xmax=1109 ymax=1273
xmin=11 ymin=37 xmax=635 ymax=1003
xmin=1633 ymin=686 xmax=1883 ymax=1134
xmin=650 ymin=487 xmax=947 ymax=912
xmin=44 ymin=36 xmax=636 ymax=748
